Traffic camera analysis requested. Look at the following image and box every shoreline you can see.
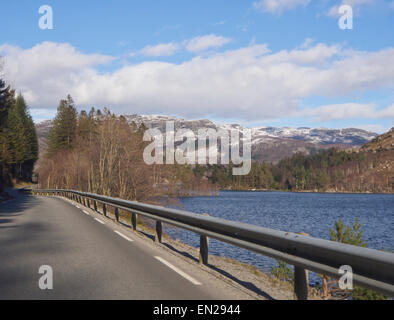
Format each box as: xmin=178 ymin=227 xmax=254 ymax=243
xmin=218 ymin=188 xmax=394 ymax=195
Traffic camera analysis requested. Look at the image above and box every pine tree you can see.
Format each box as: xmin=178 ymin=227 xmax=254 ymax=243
xmin=329 ymin=219 xmax=367 ymax=247
xmin=0 ymin=78 xmax=14 ymax=187
xmin=7 ymin=94 xmax=38 ymax=179
xmin=0 ymin=78 xmax=12 ymax=127
xmin=47 ymin=95 xmax=77 ymax=157
xmin=329 ymin=219 xmax=386 ymax=300
xmin=76 ymin=109 xmax=97 ymax=147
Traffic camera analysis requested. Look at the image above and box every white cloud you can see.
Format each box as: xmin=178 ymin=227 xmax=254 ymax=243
xmin=30 ymin=108 xmax=57 ymax=122
xmin=0 ymin=42 xmax=113 ymax=107
xmin=132 ymin=35 xmax=230 ymax=57
xmin=138 ymin=42 xmax=180 ymax=57
xmin=327 ymin=0 xmax=375 ymax=17
xmin=377 ymin=104 xmax=394 ymax=118
xmin=327 ymin=5 xmax=341 ymax=17
xmin=2 ymin=41 xmax=394 ymax=123
xmin=341 ymin=0 xmax=374 ymax=6
xmin=254 ymin=0 xmax=310 ymax=14
xmin=116 ymin=40 xmax=128 ymax=47
xmin=213 ymin=20 xmax=226 ymax=26
xmin=298 ymin=38 xmax=314 ymax=49
xmin=184 ymin=34 xmax=231 ymax=53
xmin=352 ymin=124 xmax=389 ymax=134
xmin=296 ymin=103 xmax=394 ymax=121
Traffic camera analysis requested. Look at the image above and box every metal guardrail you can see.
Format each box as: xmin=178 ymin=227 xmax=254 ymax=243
xmin=29 ymin=189 xmax=394 ymax=299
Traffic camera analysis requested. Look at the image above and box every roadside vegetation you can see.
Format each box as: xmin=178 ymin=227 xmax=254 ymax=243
xmin=0 ymin=75 xmax=38 ymax=195
xmin=270 ymin=219 xmax=389 ymax=300
xmin=38 ymin=95 xmax=216 ymax=202
xmin=198 ymin=143 xmax=393 ymax=193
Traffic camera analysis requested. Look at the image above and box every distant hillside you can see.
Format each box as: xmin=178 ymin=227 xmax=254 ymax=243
xmin=35 ymin=115 xmax=378 ymax=163
xmin=362 ymin=128 xmax=394 ymax=151
xmin=271 ymin=128 xmax=394 ymax=193
xmin=35 ymin=120 xmax=52 ymax=156
xmin=35 ymin=114 xmax=393 ymax=193
xmin=207 ymin=128 xmax=393 ymax=193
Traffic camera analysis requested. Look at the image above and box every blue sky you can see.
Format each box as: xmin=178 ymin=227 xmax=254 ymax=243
xmin=1 ymin=0 xmax=394 ymax=132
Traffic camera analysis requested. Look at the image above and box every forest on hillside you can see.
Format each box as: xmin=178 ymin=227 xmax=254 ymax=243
xmin=37 ymin=95 xmax=216 ymax=203
xmin=201 ymin=147 xmax=393 ymax=193
xmin=0 ymin=76 xmax=38 ymax=194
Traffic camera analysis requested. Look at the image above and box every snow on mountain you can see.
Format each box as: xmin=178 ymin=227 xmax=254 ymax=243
xmin=36 ymin=114 xmax=378 ymax=163
xmin=124 ymin=114 xmax=377 ymax=146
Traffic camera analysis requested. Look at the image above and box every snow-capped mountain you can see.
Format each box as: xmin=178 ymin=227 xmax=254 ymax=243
xmin=249 ymin=126 xmax=377 ymax=146
xmin=36 ymin=114 xmax=378 ymax=163
xmin=124 ymin=114 xmax=377 ymax=144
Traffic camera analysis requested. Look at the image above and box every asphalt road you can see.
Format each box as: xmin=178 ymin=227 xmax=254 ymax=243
xmin=0 ymin=191 xmax=251 ymax=300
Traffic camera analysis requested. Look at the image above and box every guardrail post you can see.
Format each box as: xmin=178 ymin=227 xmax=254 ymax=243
xmin=87 ymin=198 xmax=91 ymax=209
xmin=131 ymin=213 xmax=137 ymax=231
xmin=115 ymin=207 xmax=119 ymax=223
xmin=294 ymin=266 xmax=309 ymax=300
xmin=155 ymin=221 xmax=162 ymax=243
xmin=93 ymin=200 xmax=97 ymax=212
xmin=103 ymin=203 xmax=107 ymax=217
xmin=199 ymin=214 xmax=210 ymax=266
xmin=294 ymin=232 xmax=310 ymax=300
xmin=200 ymin=235 xmax=209 ymax=265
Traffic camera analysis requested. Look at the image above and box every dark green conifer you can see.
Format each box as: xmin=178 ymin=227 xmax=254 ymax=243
xmin=47 ymin=95 xmax=77 ymax=157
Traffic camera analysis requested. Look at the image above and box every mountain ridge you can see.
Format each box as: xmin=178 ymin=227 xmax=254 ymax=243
xmin=35 ymin=114 xmax=378 ymax=163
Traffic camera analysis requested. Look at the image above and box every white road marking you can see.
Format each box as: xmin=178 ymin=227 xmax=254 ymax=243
xmin=114 ymin=230 xmax=134 ymax=242
xmin=94 ymin=218 xmax=105 ymax=224
xmin=76 ymin=205 xmax=80 ymax=209
xmin=154 ymin=256 xmax=202 ymax=286
xmin=83 ymin=210 xmax=90 ymax=215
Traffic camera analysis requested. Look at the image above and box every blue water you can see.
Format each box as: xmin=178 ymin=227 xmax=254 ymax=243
xmin=165 ymin=191 xmax=394 ymax=284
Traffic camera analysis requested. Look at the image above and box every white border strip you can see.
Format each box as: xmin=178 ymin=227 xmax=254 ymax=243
xmin=114 ymin=230 xmax=133 ymax=242
xmin=94 ymin=218 xmax=105 ymax=224
xmin=154 ymin=256 xmax=202 ymax=285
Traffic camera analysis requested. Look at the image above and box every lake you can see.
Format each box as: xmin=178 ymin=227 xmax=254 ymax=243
xmin=165 ymin=191 xmax=394 ymax=285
